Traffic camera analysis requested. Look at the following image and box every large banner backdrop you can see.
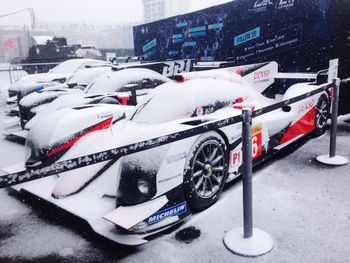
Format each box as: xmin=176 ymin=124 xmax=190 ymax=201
xmin=133 ymin=0 xmax=332 ymax=73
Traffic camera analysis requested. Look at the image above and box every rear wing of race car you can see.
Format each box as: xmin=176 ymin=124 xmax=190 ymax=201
xmin=175 ymin=61 xmax=278 ymax=94
xmin=175 ymin=59 xmax=339 ymax=94
xmin=112 ymin=59 xmax=194 ymax=78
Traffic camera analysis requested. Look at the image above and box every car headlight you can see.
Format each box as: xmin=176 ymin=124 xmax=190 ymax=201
xmin=137 ymin=179 xmax=150 ymax=195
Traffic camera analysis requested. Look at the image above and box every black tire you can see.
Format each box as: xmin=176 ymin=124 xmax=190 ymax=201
xmin=183 ymin=132 xmax=228 ymax=211
xmin=313 ymin=94 xmax=330 ymax=137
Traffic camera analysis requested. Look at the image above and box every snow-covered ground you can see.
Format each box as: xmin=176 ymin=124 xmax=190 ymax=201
xmin=0 ymin=101 xmax=349 ymax=262
xmin=0 ymin=63 xmax=27 ymax=101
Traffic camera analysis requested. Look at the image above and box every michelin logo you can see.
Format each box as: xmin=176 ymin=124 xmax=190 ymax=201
xmin=145 ymin=202 xmax=187 ymax=225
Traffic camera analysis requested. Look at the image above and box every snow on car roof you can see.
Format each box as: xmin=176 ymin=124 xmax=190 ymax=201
xmin=84 ymin=68 xmax=171 ymax=94
xmin=66 ymin=66 xmax=112 ymax=85
xmin=50 ymin=59 xmax=107 ymax=74
xmin=131 ymin=78 xmax=271 ymax=124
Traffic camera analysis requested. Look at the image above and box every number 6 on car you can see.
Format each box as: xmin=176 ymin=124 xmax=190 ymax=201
xmin=229 ymin=124 xmax=264 ymax=168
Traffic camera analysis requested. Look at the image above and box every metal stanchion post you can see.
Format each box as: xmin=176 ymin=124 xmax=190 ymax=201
xmin=224 ymin=107 xmax=273 ymax=257
xmin=242 ymin=108 xmax=253 ymax=238
xmin=316 ymin=78 xmax=349 ymax=165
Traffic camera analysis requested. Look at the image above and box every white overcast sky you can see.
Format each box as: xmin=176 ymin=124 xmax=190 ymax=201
xmin=0 ymin=0 xmax=232 ymax=27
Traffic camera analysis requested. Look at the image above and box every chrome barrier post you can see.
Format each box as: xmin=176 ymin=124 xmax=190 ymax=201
xmin=224 ymin=107 xmax=273 ymax=257
xmin=316 ymin=78 xmax=349 ymax=165
xmin=242 ymin=108 xmax=253 ymax=238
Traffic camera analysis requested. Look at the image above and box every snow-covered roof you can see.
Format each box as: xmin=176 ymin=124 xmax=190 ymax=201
xmin=85 ymin=68 xmax=171 ymax=94
xmin=50 ymin=59 xmax=107 ymax=74
xmin=32 ymin=35 xmax=53 ymax=45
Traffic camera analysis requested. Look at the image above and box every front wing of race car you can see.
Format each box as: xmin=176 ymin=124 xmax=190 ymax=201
xmin=2 ymin=160 xmax=192 ymax=245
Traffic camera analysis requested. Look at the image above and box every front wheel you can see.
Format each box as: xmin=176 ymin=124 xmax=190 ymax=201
xmin=183 ymin=132 xmax=228 ymax=211
xmin=313 ymin=94 xmax=330 ymax=137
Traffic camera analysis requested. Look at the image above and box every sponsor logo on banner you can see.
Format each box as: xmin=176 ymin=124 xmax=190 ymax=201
xmin=234 ymin=27 xmax=261 ymax=46
xmin=249 ymin=0 xmax=273 ymax=12
xmin=249 ymin=0 xmax=295 ymax=12
xmin=275 ymin=0 xmax=295 ymax=10
xmin=143 ymin=39 xmax=157 ymax=53
xmin=144 ymin=202 xmax=187 ymax=225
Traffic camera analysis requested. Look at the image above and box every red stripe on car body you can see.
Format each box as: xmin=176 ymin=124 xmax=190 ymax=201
xmin=280 ymin=106 xmax=316 ymax=145
xmin=47 ymin=117 xmax=113 ymax=157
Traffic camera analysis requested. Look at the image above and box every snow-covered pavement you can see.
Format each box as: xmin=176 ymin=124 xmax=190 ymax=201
xmin=0 ymin=99 xmax=349 ymax=262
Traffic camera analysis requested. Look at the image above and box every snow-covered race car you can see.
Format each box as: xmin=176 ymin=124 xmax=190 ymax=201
xmin=7 ymin=58 xmax=110 ymax=102
xmin=19 ymin=68 xmax=172 ymax=130
xmin=6 ymin=62 xmax=332 ymax=245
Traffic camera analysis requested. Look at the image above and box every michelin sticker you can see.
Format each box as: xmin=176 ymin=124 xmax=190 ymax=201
xmin=144 ymin=202 xmax=187 ymax=226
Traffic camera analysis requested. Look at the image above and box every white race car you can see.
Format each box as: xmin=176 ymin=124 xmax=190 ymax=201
xmin=6 ymin=62 xmax=332 ymax=245
xmin=7 ymin=58 xmax=109 ymax=100
xmin=19 ymin=68 xmax=171 ymax=130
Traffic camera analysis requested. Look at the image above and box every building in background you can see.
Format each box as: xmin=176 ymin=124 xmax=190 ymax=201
xmin=0 ymin=26 xmax=55 ymax=62
xmin=143 ymin=0 xmax=189 ymax=23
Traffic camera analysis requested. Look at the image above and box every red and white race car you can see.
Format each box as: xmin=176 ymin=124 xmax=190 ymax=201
xmin=3 ymin=61 xmax=333 ymax=245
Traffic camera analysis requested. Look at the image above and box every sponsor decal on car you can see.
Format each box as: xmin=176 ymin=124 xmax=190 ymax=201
xmin=97 ymin=113 xmax=113 ymax=119
xmin=157 ymin=173 xmax=182 ymax=184
xmin=196 ymin=107 xmax=204 ymax=116
xmin=254 ymin=70 xmax=270 ymax=80
xmin=162 ymin=60 xmax=192 ymax=77
xmin=128 ymin=221 xmax=148 ymax=232
xmin=166 ymin=152 xmax=187 ymax=164
xmin=229 ymin=124 xmax=263 ymax=167
xmin=252 ymin=124 xmax=263 ymax=159
xmin=298 ymin=99 xmax=315 ymax=113
xmin=144 ymin=202 xmax=187 ymax=226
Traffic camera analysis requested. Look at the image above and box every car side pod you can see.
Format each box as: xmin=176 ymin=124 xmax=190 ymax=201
xmin=316 ymin=77 xmax=349 ymax=166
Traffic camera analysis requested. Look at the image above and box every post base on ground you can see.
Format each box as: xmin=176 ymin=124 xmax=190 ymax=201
xmin=224 ymin=227 xmax=273 ymax=257
xmin=316 ymin=155 xmax=349 ymax=166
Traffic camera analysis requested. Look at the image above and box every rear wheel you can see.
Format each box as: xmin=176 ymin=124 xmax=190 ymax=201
xmin=313 ymin=94 xmax=330 ymax=137
xmin=183 ymin=132 xmax=228 ymax=211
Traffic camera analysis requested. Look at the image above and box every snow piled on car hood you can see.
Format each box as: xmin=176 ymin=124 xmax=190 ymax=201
xmin=19 ymin=88 xmax=81 ymax=108
xmin=131 ymin=78 xmax=272 ymax=124
xmin=27 ymin=104 xmax=133 ymax=149
xmin=8 ymin=73 xmax=72 ymax=92
xmin=84 ymin=68 xmax=171 ymax=94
